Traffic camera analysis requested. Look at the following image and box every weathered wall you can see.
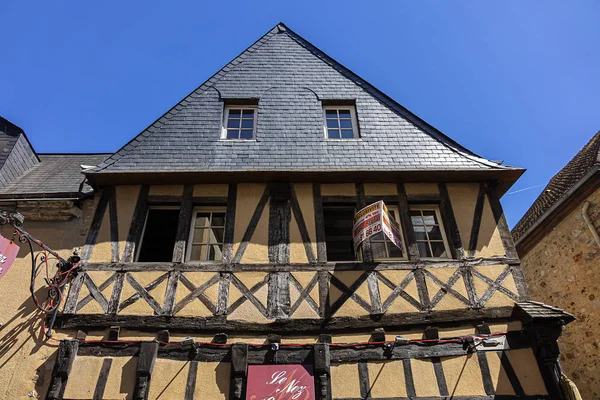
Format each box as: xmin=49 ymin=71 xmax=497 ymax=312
xmin=0 ymin=198 xmax=95 ymax=399
xmin=520 ymin=186 xmax=600 ymax=399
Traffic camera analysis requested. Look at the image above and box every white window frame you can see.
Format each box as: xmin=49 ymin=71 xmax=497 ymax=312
xmin=369 ymin=205 xmax=408 ymax=261
xmin=322 ymin=105 xmax=359 ymax=140
xmin=221 ymin=105 xmax=258 ymax=140
xmin=135 ymin=206 xmax=180 ymax=262
xmin=409 ymin=205 xmax=452 ymax=259
xmin=186 ymin=206 xmax=227 ymax=262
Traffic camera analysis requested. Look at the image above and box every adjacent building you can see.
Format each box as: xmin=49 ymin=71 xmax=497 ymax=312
xmin=0 ymin=23 xmax=577 ymax=399
xmin=513 ymin=131 xmax=600 ymax=399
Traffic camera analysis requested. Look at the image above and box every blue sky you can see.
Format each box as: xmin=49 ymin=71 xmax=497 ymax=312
xmin=1 ymin=1 xmax=599 ymax=227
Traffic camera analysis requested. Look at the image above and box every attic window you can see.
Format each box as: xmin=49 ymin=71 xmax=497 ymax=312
xmin=323 ymin=106 xmax=358 ymax=139
xmin=222 ymin=106 xmax=257 ymax=140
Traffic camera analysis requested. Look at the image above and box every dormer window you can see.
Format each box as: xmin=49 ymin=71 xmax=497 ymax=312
xmin=323 ymin=105 xmax=358 ymax=139
xmin=223 ymin=106 xmax=257 ymax=140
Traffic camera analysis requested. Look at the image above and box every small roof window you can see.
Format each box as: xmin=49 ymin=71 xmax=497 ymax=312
xmin=222 ymin=105 xmax=257 ymax=140
xmin=323 ymin=105 xmax=359 ymax=139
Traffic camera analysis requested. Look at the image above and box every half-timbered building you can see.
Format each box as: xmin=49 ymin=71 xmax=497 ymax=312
xmin=0 ymin=23 xmax=577 ymax=399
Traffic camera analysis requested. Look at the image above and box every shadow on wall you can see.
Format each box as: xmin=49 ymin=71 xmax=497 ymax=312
xmin=0 ymin=286 xmax=61 ymax=398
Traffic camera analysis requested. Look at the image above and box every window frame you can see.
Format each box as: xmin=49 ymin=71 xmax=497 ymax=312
xmin=369 ymin=204 xmax=408 ymax=261
xmin=221 ymin=105 xmax=258 ymax=140
xmin=135 ymin=205 xmax=180 ymax=262
xmin=409 ymin=204 xmax=452 ymax=259
xmin=186 ymin=206 xmax=227 ymax=262
xmin=322 ymin=105 xmax=359 ymax=140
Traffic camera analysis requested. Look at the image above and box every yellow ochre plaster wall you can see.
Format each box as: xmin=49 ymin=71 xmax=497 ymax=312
xmin=232 ymin=183 xmax=269 ymax=263
xmin=520 ymin=186 xmax=600 ymax=399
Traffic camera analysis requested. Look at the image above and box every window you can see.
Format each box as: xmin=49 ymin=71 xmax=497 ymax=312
xmin=323 ymin=106 xmax=358 ymax=139
xmin=137 ymin=208 xmax=180 ymax=262
xmin=223 ymin=106 xmax=257 ymax=140
xmin=370 ymin=206 xmax=406 ymax=260
xmin=323 ymin=204 xmax=356 ymax=261
xmin=409 ymin=205 xmax=451 ymax=258
xmin=187 ymin=208 xmax=226 ymax=261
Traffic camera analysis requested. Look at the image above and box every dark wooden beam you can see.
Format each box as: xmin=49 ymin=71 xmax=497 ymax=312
xmin=268 ymin=182 xmax=291 ymax=264
xmin=355 ymin=183 xmax=373 ymax=262
xmin=485 ymin=183 xmax=518 ymax=260
xmin=46 ymin=339 xmax=79 ymax=400
xmin=314 ymin=343 xmax=332 ymax=400
xmin=230 ymin=343 xmax=248 ymax=400
xmin=222 ymin=184 xmax=237 ymax=263
xmin=397 ymin=183 xmax=419 ymax=260
xmin=108 ymin=186 xmax=120 ymax=263
xmin=467 ymin=183 xmax=486 ymax=258
xmin=172 ymin=184 xmax=193 ymax=263
xmin=184 ymin=360 xmax=198 ymax=400
xmin=133 ymin=341 xmax=159 ymax=400
xmin=313 ymin=183 xmax=328 ymax=262
xmin=121 ymin=185 xmax=149 ymax=263
xmin=290 ymin=185 xmax=317 ymax=263
xmin=232 ymin=185 xmax=269 ymax=263
xmin=93 ymin=358 xmax=112 ymax=400
xmin=81 ymin=189 xmax=110 ymax=262
xmin=438 ymin=183 xmax=465 ymax=260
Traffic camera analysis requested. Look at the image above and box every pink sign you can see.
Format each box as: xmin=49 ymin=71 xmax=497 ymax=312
xmin=247 ymin=364 xmax=315 ymax=400
xmin=0 ymin=234 xmax=20 ymax=279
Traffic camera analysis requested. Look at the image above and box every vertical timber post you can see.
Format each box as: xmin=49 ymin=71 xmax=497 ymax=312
xmin=527 ymin=321 xmax=567 ymax=400
xmin=314 ymin=342 xmax=332 ymax=400
xmin=133 ymin=341 xmax=159 ymax=400
xmin=46 ymin=339 xmax=79 ymax=400
xmin=230 ymin=343 xmax=249 ymax=400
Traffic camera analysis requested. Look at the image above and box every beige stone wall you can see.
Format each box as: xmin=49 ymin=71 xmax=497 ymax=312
xmin=520 ymin=186 xmax=600 ymax=399
xmin=0 ymin=198 xmax=96 ymax=399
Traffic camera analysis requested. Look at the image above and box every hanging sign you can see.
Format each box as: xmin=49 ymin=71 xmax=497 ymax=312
xmin=247 ymin=364 xmax=315 ymax=400
xmin=0 ymin=234 xmax=20 ymax=280
xmin=353 ymin=200 xmax=403 ymax=252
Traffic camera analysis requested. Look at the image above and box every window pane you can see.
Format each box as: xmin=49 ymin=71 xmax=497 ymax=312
xmin=417 ymin=242 xmax=431 ymax=257
xmin=341 ymin=129 xmax=354 ymax=139
xmin=228 ymin=109 xmax=241 ymax=118
xmin=430 ymin=242 xmax=447 ymax=258
xmin=410 ymin=213 xmax=423 ymax=226
xmin=326 ymin=119 xmax=339 ymax=128
xmin=371 ymin=241 xmax=387 ymax=259
xmin=227 ymin=119 xmax=240 ymax=129
xmin=413 ymin=225 xmax=427 ymax=241
xmin=338 ymin=110 xmax=351 ymax=118
xmin=242 ymin=109 xmax=254 ymax=117
xmin=325 ymin=110 xmax=337 ymax=117
xmin=328 ymin=129 xmax=340 ymax=139
xmin=190 ymin=245 xmax=202 ymax=261
xmin=209 ymin=244 xmax=223 ymax=261
xmin=240 ymin=129 xmax=253 ymax=139
xmin=422 ymin=211 xmax=437 ymax=225
xmin=387 ymin=242 xmax=404 ymax=258
xmin=241 ymin=119 xmax=253 ymax=129
xmin=193 ymin=228 xmax=208 ymax=244
xmin=226 ymin=130 xmax=239 ymax=139
xmin=212 ymin=213 xmax=226 ymax=227
xmin=427 ymin=225 xmax=443 ymax=241
xmin=195 ymin=213 xmax=211 ymax=228
xmin=340 ymin=119 xmax=353 ymax=129
xmin=208 ymin=228 xmax=224 ymax=244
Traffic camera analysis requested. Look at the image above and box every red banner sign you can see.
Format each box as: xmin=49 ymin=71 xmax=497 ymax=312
xmin=247 ymin=364 xmax=315 ymax=400
xmin=0 ymin=234 xmax=19 ymax=280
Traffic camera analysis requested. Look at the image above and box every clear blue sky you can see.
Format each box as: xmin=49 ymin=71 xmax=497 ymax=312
xmin=1 ymin=1 xmax=599 ymax=227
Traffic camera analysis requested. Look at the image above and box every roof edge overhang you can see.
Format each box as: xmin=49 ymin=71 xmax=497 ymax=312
xmin=86 ymin=168 xmax=524 ymax=197
xmin=0 ymin=192 xmax=92 ymax=201
xmin=515 ymin=165 xmax=600 ymax=256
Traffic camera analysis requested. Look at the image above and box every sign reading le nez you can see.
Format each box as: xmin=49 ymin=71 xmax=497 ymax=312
xmin=247 ymin=364 xmax=315 ymax=400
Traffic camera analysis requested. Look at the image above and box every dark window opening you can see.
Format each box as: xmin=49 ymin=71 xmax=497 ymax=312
xmin=323 ymin=204 xmax=356 ymax=261
xmin=137 ymin=208 xmax=180 ymax=262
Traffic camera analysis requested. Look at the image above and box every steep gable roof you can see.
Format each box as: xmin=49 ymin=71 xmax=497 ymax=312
xmin=512 ymin=130 xmax=600 ymax=245
xmin=88 ymin=23 xmax=522 ymax=185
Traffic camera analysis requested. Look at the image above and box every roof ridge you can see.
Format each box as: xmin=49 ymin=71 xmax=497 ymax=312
xmin=90 ymin=24 xmax=282 ymax=173
xmin=281 ymin=26 xmax=506 ymax=170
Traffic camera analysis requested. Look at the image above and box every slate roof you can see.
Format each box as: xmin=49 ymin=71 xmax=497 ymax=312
xmin=89 ymin=23 xmax=519 ymax=176
xmin=512 ymin=131 xmax=600 ymax=243
xmin=0 ymin=154 xmax=109 ymax=199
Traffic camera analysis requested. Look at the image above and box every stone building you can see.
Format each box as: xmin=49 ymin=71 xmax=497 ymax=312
xmin=513 ymin=131 xmax=600 ymax=399
xmin=0 ymin=23 xmax=577 ymax=399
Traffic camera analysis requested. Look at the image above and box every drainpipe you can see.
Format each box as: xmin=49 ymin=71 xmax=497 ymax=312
xmin=582 ymin=201 xmax=600 ymax=247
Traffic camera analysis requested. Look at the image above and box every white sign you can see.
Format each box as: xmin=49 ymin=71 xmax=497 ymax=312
xmin=353 ymin=201 xmax=403 ymax=252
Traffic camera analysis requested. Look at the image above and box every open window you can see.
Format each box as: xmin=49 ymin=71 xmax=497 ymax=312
xmin=409 ymin=205 xmax=451 ymax=258
xmin=323 ymin=204 xmax=356 ymax=261
xmin=137 ymin=207 xmax=180 ymax=262
xmin=187 ymin=207 xmax=227 ymax=261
